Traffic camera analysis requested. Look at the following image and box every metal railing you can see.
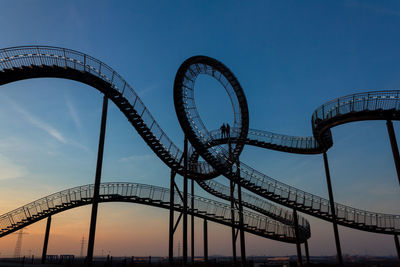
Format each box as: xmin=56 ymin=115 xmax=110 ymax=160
xmin=208 ymin=128 xmax=320 ymax=152
xmin=312 ymin=90 xmax=400 ymax=127
xmin=0 ymin=182 xmax=300 ymax=241
xmin=0 ymin=46 xmax=184 ymax=172
xmin=0 ymin=46 xmax=398 ymax=235
xmin=198 ymin=180 xmax=310 ymax=230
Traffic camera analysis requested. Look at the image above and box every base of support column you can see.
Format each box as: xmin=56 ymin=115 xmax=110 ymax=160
xmin=203 ymin=219 xmax=208 ymax=263
xmin=304 ymin=240 xmax=310 ymax=266
xmin=395 ymin=234 xmax=400 ymax=264
xmin=41 ymin=216 xmax=52 ymax=264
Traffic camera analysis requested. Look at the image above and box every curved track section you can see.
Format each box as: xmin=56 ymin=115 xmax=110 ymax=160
xmin=173 ymin=58 xmax=400 ymax=235
xmin=312 ymin=90 xmax=400 ymax=148
xmin=0 ymin=46 xmax=398 ymax=236
xmin=174 ymin=56 xmax=249 ymax=176
xmin=208 ymin=129 xmax=322 ymax=154
xmin=197 ymin=179 xmax=310 ymax=235
xmin=0 ymin=182 xmax=307 ymax=243
xmin=0 ymin=46 xmax=215 ymax=179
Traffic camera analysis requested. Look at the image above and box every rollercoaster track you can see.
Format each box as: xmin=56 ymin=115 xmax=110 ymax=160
xmin=0 ymin=46 xmax=215 ymax=180
xmin=173 ymin=57 xmax=400 ymax=235
xmin=0 ymin=182 xmax=308 ymax=243
xmin=196 ymin=179 xmax=310 ymax=235
xmin=207 ymin=129 xmax=323 ymax=155
xmin=0 ymin=46 xmax=398 ymax=237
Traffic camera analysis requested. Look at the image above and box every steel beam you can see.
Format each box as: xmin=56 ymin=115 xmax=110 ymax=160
xmin=41 ymin=216 xmax=52 ymax=264
xmin=395 ymin=234 xmax=400 ymax=264
xmin=87 ymin=96 xmax=108 ymax=265
xmin=169 ymin=170 xmax=176 ymax=264
xmin=293 ymin=209 xmax=302 ymax=267
xmin=191 ymin=178 xmax=195 ymax=264
xmin=323 ymin=152 xmax=343 ymax=266
xmin=204 ymin=219 xmax=208 ymax=263
xmin=304 ymin=240 xmax=310 ymax=266
xmin=183 ymin=137 xmax=188 ymax=265
xmin=386 ymin=120 xmax=400 ymax=185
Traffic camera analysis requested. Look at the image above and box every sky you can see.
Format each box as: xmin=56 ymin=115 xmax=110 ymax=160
xmin=0 ymin=0 xmax=400 ymax=258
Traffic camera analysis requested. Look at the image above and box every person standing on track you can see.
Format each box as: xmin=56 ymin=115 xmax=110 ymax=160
xmin=220 ymin=123 xmax=226 ymax=138
xmin=226 ymin=123 xmax=230 ymax=138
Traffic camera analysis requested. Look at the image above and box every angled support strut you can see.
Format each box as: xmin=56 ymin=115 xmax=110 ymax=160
xmin=323 ymin=152 xmax=343 ymax=266
xmin=386 ymin=120 xmax=400 ymax=185
xmin=41 ymin=216 xmax=52 ymax=264
xmin=87 ymin=95 xmax=108 ymax=265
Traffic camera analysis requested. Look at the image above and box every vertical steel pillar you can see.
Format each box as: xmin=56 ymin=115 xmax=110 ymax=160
xmin=237 ymin=180 xmax=246 ymax=265
xmin=230 ymin=180 xmax=237 ymax=265
xmin=293 ymin=209 xmax=303 ymax=267
xmin=323 ymin=152 xmax=343 ymax=266
xmin=191 ymin=179 xmax=195 ymax=264
xmin=183 ymin=137 xmax=188 ymax=266
xmin=395 ymin=234 xmax=400 ymax=264
xmin=304 ymin=240 xmax=310 ymax=266
xmin=386 ymin=120 xmax=400 ymax=185
xmin=87 ymin=96 xmax=108 ymax=265
xmin=41 ymin=216 xmax=52 ymax=264
xmin=203 ymin=219 xmax=208 ymax=264
xmin=229 ymin=142 xmax=237 ymax=265
xmin=169 ymin=170 xmax=176 ymax=264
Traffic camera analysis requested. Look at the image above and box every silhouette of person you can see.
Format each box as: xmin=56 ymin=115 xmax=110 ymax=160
xmin=226 ymin=123 xmax=230 ymax=138
xmin=221 ymin=123 xmax=226 ymax=138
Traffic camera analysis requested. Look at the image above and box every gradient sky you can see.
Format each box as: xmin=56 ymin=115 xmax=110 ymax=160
xmin=0 ymin=0 xmax=400 ymax=258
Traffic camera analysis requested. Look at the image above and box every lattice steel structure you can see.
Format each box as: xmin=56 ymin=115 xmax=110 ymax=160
xmin=0 ymin=46 xmax=399 ymax=266
xmin=0 ymin=182 xmax=307 ymax=242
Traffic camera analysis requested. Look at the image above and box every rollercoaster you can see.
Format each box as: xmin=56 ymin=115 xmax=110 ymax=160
xmin=0 ymin=46 xmax=399 ymax=266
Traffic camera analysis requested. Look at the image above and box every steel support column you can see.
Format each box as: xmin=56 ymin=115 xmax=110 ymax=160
xmin=395 ymin=234 xmax=400 ymax=264
xmin=304 ymin=240 xmax=310 ymax=266
xmin=237 ymin=180 xmax=246 ymax=265
xmin=386 ymin=120 xmax=400 ymax=185
xmin=293 ymin=209 xmax=302 ymax=267
xmin=230 ymin=180 xmax=237 ymax=265
xmin=191 ymin=178 xmax=195 ymax=264
xmin=87 ymin=96 xmax=108 ymax=265
xmin=183 ymin=137 xmax=188 ymax=265
xmin=323 ymin=152 xmax=343 ymax=266
xmin=229 ymin=142 xmax=237 ymax=265
xmin=41 ymin=216 xmax=52 ymax=264
xmin=169 ymin=170 xmax=176 ymax=264
xmin=203 ymin=219 xmax=208 ymax=264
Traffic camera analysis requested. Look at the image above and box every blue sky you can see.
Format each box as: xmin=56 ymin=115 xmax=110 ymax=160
xmin=0 ymin=0 xmax=399 ymax=257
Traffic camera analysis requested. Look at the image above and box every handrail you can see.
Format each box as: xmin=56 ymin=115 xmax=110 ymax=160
xmin=0 ymin=46 xmax=398 ymax=236
xmin=0 ymin=182 xmax=305 ymax=242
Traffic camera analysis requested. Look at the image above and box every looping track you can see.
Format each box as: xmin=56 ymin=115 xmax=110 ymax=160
xmin=0 ymin=46 xmax=398 ymax=241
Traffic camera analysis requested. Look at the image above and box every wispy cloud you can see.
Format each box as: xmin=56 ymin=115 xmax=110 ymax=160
xmin=66 ymin=99 xmax=82 ymax=131
xmin=5 ymin=96 xmax=66 ymax=143
xmin=1 ymin=94 xmax=91 ymax=153
xmin=0 ymin=153 xmax=27 ymax=180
